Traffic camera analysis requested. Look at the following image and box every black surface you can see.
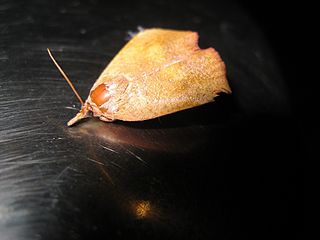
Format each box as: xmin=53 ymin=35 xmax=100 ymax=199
xmin=0 ymin=0 xmax=305 ymax=239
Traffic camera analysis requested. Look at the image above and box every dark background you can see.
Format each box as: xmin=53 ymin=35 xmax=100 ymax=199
xmin=0 ymin=0 xmax=306 ymax=239
xmin=240 ymin=0 xmax=314 ymax=119
xmin=240 ymin=0 xmax=314 ymax=173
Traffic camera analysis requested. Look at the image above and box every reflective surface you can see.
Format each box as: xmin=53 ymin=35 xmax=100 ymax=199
xmin=0 ymin=0 xmax=303 ymax=239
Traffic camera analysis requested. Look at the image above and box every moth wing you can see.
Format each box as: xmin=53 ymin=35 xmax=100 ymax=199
xmin=114 ymin=47 xmax=230 ymax=121
xmin=93 ymin=29 xmax=202 ymax=87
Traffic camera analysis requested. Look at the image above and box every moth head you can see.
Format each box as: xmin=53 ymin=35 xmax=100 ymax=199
xmin=47 ymin=48 xmax=118 ymax=126
xmin=87 ymin=83 xmax=115 ymax=122
xmin=90 ymin=84 xmax=110 ymax=107
xmin=87 ymin=76 xmax=128 ymax=122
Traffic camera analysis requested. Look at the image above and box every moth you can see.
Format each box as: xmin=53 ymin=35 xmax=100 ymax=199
xmin=48 ymin=28 xmax=231 ymax=126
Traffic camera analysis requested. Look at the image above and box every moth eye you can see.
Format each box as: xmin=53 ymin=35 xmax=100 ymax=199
xmin=90 ymin=84 xmax=110 ymax=106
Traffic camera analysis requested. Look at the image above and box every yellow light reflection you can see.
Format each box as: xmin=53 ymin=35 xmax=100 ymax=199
xmin=133 ymin=201 xmax=151 ymax=219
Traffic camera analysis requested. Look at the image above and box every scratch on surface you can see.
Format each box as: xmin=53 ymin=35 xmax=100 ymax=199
xmin=65 ymin=106 xmax=79 ymax=111
xmin=87 ymin=157 xmax=107 ymax=166
xmin=0 ymin=55 xmax=8 ymax=60
xmin=126 ymin=149 xmax=147 ymax=165
xmin=99 ymin=167 xmax=114 ymax=185
xmin=109 ymin=160 xmax=123 ymax=169
xmin=99 ymin=144 xmax=119 ymax=154
xmin=54 ymin=166 xmax=71 ymax=181
xmin=86 ymin=158 xmax=114 ymax=185
xmin=0 ymin=97 xmax=44 ymax=104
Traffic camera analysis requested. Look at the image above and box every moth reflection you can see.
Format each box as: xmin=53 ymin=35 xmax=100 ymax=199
xmin=66 ymin=119 xmax=210 ymax=153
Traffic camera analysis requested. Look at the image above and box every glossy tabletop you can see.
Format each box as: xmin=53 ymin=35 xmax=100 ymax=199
xmin=0 ymin=0 xmax=303 ymax=239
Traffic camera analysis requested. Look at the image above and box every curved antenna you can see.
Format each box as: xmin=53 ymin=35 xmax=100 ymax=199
xmin=47 ymin=48 xmax=84 ymax=106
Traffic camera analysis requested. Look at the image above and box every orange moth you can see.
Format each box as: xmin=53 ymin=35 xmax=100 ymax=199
xmin=48 ymin=28 xmax=231 ymax=126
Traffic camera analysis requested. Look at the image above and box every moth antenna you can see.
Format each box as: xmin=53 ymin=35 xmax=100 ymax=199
xmin=47 ymin=48 xmax=84 ymax=106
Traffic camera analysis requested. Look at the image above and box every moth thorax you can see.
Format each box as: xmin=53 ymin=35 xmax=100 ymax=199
xmin=90 ymin=84 xmax=110 ymax=106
